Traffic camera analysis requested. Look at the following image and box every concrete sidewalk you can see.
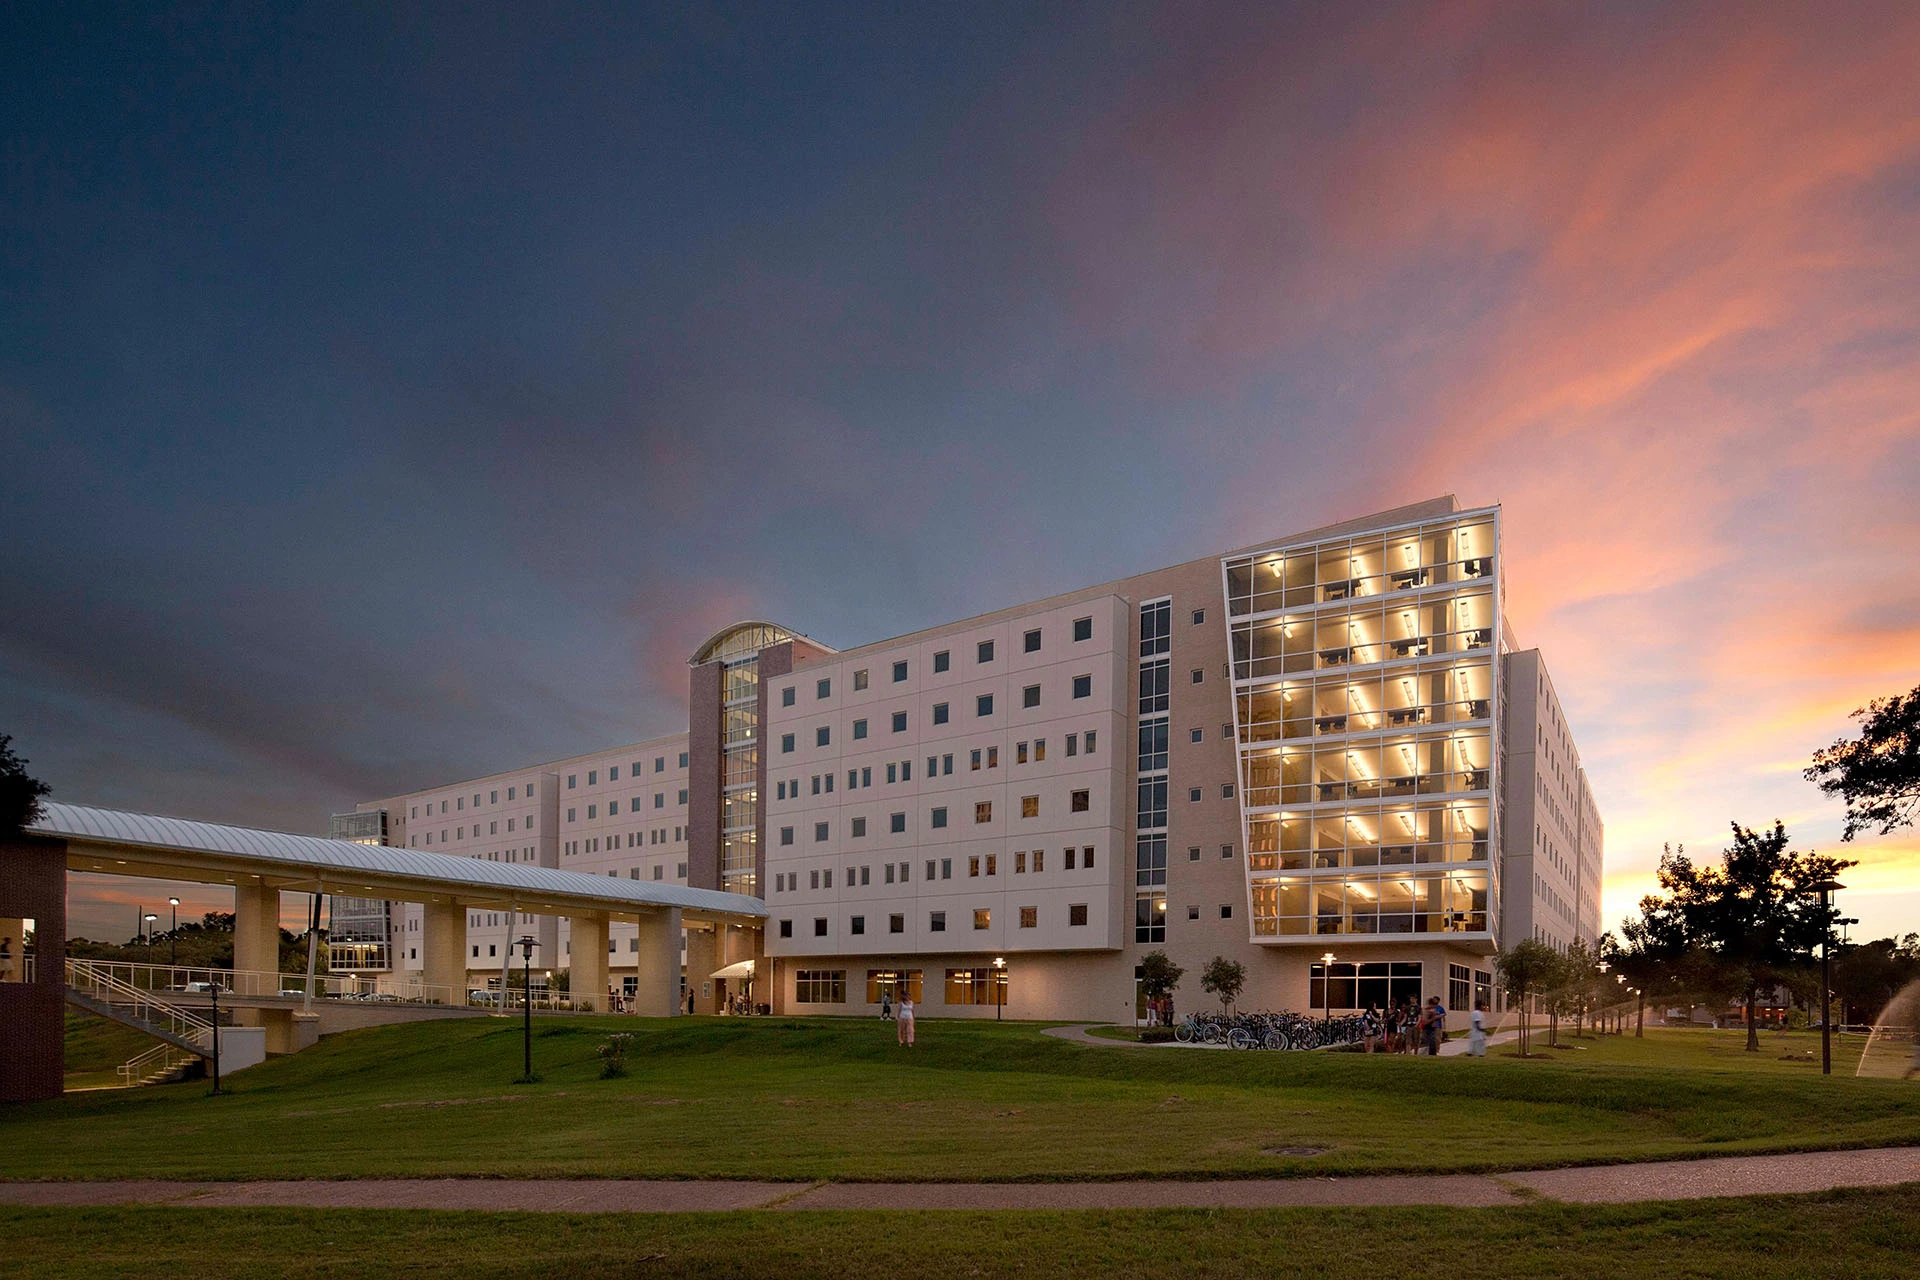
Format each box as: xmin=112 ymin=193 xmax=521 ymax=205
xmin=2 ymin=1147 xmax=1914 ymax=1213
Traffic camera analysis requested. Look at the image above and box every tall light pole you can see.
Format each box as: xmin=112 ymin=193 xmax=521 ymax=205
xmin=144 ymin=915 xmax=158 ymax=962
xmin=517 ymin=935 xmax=538 ymax=1082
xmin=992 ymin=956 xmax=1006 ymax=1022
xmin=1810 ymin=879 xmax=1845 ymax=1076
xmin=168 ymin=898 xmax=180 ymax=968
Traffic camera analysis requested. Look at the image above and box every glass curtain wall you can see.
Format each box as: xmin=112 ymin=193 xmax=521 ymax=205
xmin=1226 ymin=513 xmax=1501 ymax=943
xmin=326 ymin=810 xmax=392 ymax=971
xmin=699 ymin=623 xmax=800 ymax=899
xmin=1134 ymin=599 xmax=1171 ymax=942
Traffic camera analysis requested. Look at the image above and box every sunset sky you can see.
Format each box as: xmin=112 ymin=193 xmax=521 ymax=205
xmin=4 ymin=3 xmax=1917 ymax=943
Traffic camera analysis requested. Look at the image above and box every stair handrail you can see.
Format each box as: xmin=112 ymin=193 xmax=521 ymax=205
xmin=116 ymin=1039 xmax=200 ymax=1086
xmin=66 ymin=959 xmax=212 ymax=1042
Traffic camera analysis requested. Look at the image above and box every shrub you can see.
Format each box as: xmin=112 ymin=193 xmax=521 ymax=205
xmin=597 ymin=1032 xmax=635 ymax=1079
xmin=1139 ymin=1028 xmax=1176 ymax=1044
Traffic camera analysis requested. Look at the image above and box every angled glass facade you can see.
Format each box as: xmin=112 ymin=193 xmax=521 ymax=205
xmin=1224 ymin=509 xmax=1503 ymax=944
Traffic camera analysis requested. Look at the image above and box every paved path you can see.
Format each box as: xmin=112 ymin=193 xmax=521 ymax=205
xmin=3 ymin=1147 xmax=1914 ymax=1213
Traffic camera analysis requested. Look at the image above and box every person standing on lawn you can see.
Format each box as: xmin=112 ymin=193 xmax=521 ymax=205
xmin=897 ymin=991 xmax=916 ymax=1046
xmin=1423 ymin=996 xmax=1447 ymax=1056
xmin=1468 ymin=1000 xmax=1489 ymax=1057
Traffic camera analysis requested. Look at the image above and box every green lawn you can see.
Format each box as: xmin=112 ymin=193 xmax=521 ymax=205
xmin=2 ymin=1018 xmax=1910 ymax=1182
xmin=3 ymin=1187 xmax=1918 ymax=1279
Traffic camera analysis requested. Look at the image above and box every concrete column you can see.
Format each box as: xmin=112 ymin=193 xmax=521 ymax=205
xmin=232 ymin=881 xmax=281 ymax=977
xmin=633 ymin=908 xmax=682 ymax=1017
xmin=685 ymin=923 xmax=717 ymax=1015
xmin=569 ymin=913 xmax=608 ymax=1012
xmin=230 ymin=881 xmax=282 ymax=1030
xmin=420 ymin=900 xmax=466 ymax=1005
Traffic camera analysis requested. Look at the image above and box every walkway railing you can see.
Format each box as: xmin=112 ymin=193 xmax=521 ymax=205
xmin=66 ymin=959 xmax=212 ymax=1044
xmin=65 ymin=959 xmax=454 ymax=1008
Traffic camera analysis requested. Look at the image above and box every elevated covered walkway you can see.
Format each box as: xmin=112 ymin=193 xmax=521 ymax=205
xmin=4 ymin=802 xmax=769 ymax=1101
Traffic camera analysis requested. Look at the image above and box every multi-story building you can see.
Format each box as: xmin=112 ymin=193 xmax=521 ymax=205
xmin=338 ymin=496 xmax=1602 ymax=1020
xmin=1498 ymin=649 xmax=1605 ymax=953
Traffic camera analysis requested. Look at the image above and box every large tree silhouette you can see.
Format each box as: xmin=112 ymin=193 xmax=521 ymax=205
xmin=1806 ymin=683 xmax=1920 ymax=840
xmin=1 ymin=734 xmax=52 ymax=839
xmin=1622 ymin=823 xmax=1853 ymax=1051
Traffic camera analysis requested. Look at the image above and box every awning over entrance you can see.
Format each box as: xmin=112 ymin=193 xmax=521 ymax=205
xmin=710 ymin=959 xmax=756 ymax=980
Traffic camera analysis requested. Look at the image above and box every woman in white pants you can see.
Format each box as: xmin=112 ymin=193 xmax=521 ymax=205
xmin=897 ymin=994 xmax=916 ymax=1046
xmin=1468 ymin=1000 xmax=1489 ymax=1057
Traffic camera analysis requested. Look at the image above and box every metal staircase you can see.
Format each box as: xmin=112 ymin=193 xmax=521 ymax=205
xmin=65 ymin=959 xmax=213 ymax=1085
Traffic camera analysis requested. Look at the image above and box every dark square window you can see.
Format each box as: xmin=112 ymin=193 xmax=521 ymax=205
xmin=930 ymin=911 xmax=946 ymax=932
xmin=933 ymin=702 xmax=949 ymax=725
xmin=779 ymin=920 xmax=793 ymax=938
xmin=893 ymin=711 xmax=907 ymax=733
xmin=977 ymin=639 xmax=995 ymax=663
xmin=977 ymin=694 xmax=994 ymax=717
xmin=780 ymin=826 xmax=794 ymax=845
xmin=1023 ymin=628 xmax=1041 ymax=653
xmin=892 ymin=660 xmax=909 ymax=682
xmin=854 ymin=669 xmax=869 ymax=691
xmin=890 ymin=812 xmax=906 ymax=834
xmin=1220 ymin=904 xmax=1233 ymax=919
xmin=814 ymin=821 xmax=829 ymax=842
xmin=781 ymin=733 xmax=795 ymax=753
xmin=852 ymin=817 xmax=867 ymax=837
xmin=1191 ymin=668 xmax=1204 ymax=684
xmin=1189 ymin=846 xmax=1201 ymax=861
xmin=1072 ymin=617 xmax=1092 ymax=642
xmin=851 ymin=916 xmax=865 ymax=936
xmin=1023 ymin=684 xmax=1040 ymax=708
xmin=816 ymin=726 xmax=831 ymax=747
xmin=1072 ymin=674 xmax=1092 ymax=699
xmin=814 ymin=918 xmax=828 ymax=937
xmin=934 ymin=650 xmax=950 ymax=673
xmin=1069 ymin=903 xmax=1088 ymax=926
xmin=817 ymin=678 xmax=831 ymax=699
xmin=1192 ymin=609 xmax=1206 ymax=625
xmin=889 ymin=914 xmax=905 ymax=934
xmin=853 ymin=718 xmax=868 ymax=739
xmin=781 ymin=687 xmax=795 ymax=707
xmin=1189 ymin=787 xmax=1202 ymax=802
xmin=1190 ymin=727 xmax=1203 ymax=743
xmin=931 ymin=807 xmax=948 ymax=828
xmin=1071 ymin=789 xmax=1090 ymax=812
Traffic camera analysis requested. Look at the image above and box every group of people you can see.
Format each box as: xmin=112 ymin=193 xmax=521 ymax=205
xmin=1145 ymin=994 xmax=1175 ymax=1027
xmin=1359 ymin=997 xmax=1493 ymax=1056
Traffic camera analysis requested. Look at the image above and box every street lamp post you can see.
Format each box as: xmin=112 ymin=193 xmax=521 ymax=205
xmin=992 ymin=956 xmax=1006 ymax=1022
xmin=1809 ymin=879 xmax=1845 ymax=1076
xmin=168 ymin=898 xmax=180 ymax=968
xmin=1615 ymin=974 xmax=1626 ymax=1035
xmin=517 ymin=935 xmax=538 ymax=1081
xmin=1321 ymin=952 xmax=1336 ymax=1034
xmin=144 ymin=915 xmax=157 ymax=962
xmin=208 ymin=981 xmax=222 ymax=1095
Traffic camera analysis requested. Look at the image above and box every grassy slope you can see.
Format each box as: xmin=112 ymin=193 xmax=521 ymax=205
xmin=61 ymin=1010 xmax=162 ymax=1091
xmin=4 ymin=1019 xmax=1911 ymax=1182
xmin=3 ymin=1188 xmax=1918 ymax=1279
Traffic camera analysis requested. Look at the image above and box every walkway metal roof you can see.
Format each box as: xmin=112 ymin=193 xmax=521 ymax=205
xmin=29 ymin=801 xmax=766 ymax=922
